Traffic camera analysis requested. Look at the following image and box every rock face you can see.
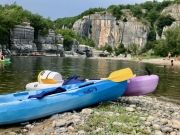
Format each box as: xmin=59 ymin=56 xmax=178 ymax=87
xmin=10 ymin=22 xmax=36 ymax=54
xmin=38 ymin=29 xmax=64 ymax=51
xmin=73 ymin=11 xmax=148 ymax=48
xmin=10 ymin=23 xmax=64 ymax=54
xmin=162 ymin=4 xmax=180 ymax=21
xmin=161 ymin=4 xmax=180 ymax=38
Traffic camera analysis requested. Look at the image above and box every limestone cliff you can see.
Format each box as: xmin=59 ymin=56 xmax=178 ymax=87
xmin=161 ymin=4 xmax=180 ymax=38
xmin=10 ymin=23 xmax=64 ymax=54
xmin=73 ymin=11 xmax=148 ymax=48
xmin=10 ymin=22 xmax=36 ymax=53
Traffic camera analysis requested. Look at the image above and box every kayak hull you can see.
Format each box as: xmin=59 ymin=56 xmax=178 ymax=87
xmin=0 ymin=80 xmax=127 ymax=125
xmin=124 ymin=75 xmax=159 ymax=96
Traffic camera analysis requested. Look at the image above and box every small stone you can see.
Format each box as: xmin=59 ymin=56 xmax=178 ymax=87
xmin=95 ymin=128 xmax=103 ymax=133
xmin=52 ymin=120 xmax=56 ymax=128
xmin=147 ymin=116 xmax=154 ymax=122
xmin=81 ymin=108 xmax=93 ymax=115
xmin=50 ymin=114 xmax=59 ymax=120
xmin=145 ymin=121 xmax=151 ymax=126
xmin=104 ymin=111 xmax=114 ymax=116
xmin=28 ymin=133 xmax=36 ymax=135
xmin=161 ymin=118 xmax=168 ymax=125
xmin=113 ymin=122 xmax=123 ymax=126
xmin=67 ymin=126 xmax=75 ymax=132
xmin=125 ymin=107 xmax=135 ymax=112
xmin=23 ymin=129 xmax=28 ymax=132
xmin=153 ymin=124 xmax=161 ymax=130
xmin=6 ymin=132 xmax=16 ymax=135
xmin=140 ymin=117 xmax=146 ymax=121
xmin=154 ymin=130 xmax=164 ymax=135
xmin=54 ymin=120 xmax=67 ymax=127
xmin=129 ymin=104 xmax=136 ymax=108
xmin=171 ymin=119 xmax=180 ymax=129
xmin=170 ymin=132 xmax=177 ymax=135
xmin=25 ymin=124 xmax=33 ymax=129
xmin=161 ymin=126 xmax=173 ymax=133
xmin=78 ymin=130 xmax=86 ymax=135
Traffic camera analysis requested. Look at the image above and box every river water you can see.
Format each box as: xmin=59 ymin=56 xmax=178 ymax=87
xmin=0 ymin=56 xmax=180 ymax=103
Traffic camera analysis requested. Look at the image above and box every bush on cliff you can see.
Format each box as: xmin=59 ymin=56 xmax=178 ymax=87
xmin=154 ymin=26 xmax=180 ymax=56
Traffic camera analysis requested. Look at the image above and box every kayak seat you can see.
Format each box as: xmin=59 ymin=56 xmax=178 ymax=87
xmin=62 ymin=75 xmax=85 ymax=86
xmin=28 ymin=87 xmax=66 ymax=99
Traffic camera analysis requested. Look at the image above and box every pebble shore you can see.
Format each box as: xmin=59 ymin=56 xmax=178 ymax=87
xmin=0 ymin=96 xmax=180 ymax=135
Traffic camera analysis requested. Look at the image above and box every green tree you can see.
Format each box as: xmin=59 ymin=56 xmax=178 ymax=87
xmin=165 ymin=27 xmax=180 ymax=55
xmin=154 ymin=26 xmax=180 ymax=56
xmin=114 ymin=43 xmax=126 ymax=56
xmin=102 ymin=44 xmax=113 ymax=54
xmin=63 ymin=35 xmax=74 ymax=51
xmin=128 ymin=43 xmax=141 ymax=56
xmin=156 ymin=15 xmax=175 ymax=36
xmin=154 ymin=40 xmax=168 ymax=56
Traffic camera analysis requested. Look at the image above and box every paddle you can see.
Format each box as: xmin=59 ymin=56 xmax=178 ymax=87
xmin=106 ymin=68 xmax=135 ymax=82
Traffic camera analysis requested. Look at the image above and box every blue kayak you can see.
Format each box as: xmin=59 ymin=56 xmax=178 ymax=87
xmin=0 ymin=80 xmax=127 ymax=125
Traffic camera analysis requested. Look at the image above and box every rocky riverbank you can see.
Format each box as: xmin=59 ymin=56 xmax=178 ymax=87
xmin=0 ymin=96 xmax=179 ymax=135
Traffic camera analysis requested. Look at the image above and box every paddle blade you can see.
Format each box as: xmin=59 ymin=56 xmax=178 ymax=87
xmin=107 ymin=68 xmax=135 ymax=82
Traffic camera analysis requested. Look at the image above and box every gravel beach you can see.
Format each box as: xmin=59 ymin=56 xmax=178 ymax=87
xmin=0 ymin=96 xmax=179 ymax=135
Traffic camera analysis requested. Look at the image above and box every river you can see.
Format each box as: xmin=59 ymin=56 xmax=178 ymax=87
xmin=0 ymin=56 xmax=180 ymax=103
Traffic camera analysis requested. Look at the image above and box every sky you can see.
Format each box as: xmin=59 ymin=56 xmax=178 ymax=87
xmin=0 ymin=0 xmax=163 ymax=20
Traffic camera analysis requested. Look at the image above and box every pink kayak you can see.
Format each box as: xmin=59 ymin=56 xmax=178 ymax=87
xmin=124 ymin=75 xmax=159 ymax=96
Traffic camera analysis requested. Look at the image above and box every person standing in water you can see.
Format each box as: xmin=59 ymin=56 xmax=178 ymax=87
xmin=171 ymin=59 xmax=174 ymax=66
xmin=168 ymin=52 xmax=171 ymax=60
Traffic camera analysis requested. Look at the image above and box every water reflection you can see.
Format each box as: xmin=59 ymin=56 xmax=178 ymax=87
xmin=0 ymin=56 xmax=180 ymax=103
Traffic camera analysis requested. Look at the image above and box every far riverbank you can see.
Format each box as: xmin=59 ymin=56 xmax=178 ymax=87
xmin=88 ymin=56 xmax=180 ymax=67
